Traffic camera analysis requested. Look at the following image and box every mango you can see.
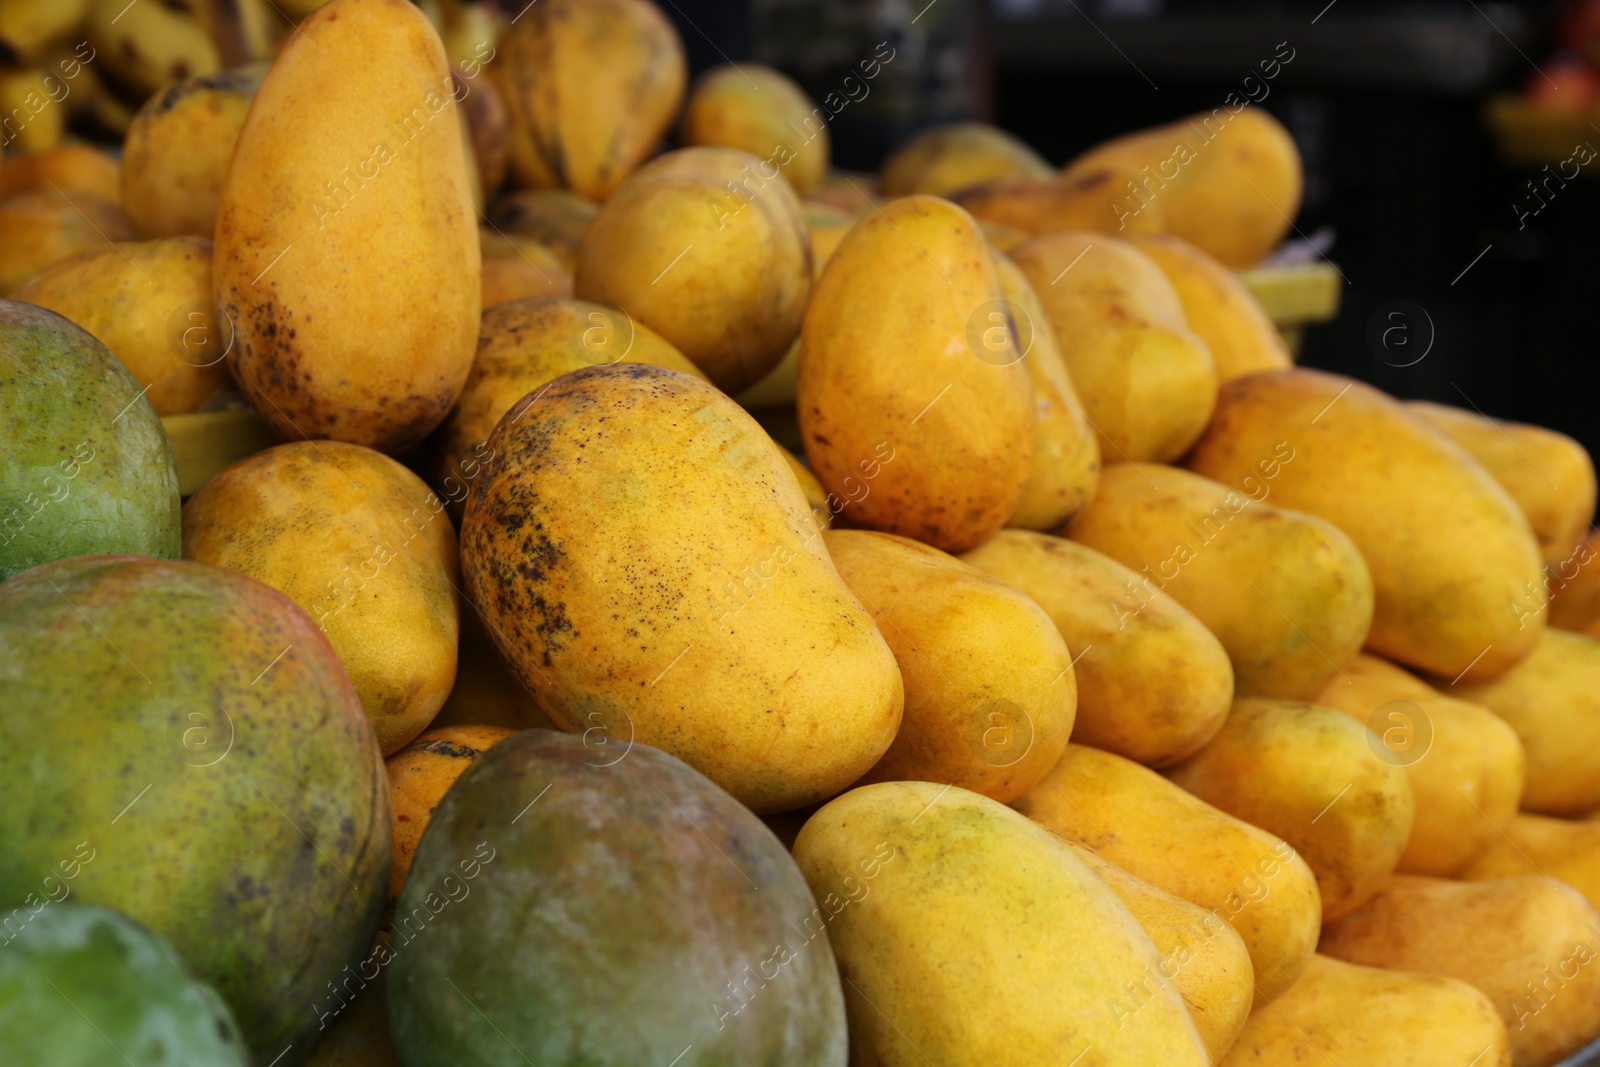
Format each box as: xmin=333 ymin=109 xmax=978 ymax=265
xmin=683 ymin=63 xmax=830 ymax=193
xmin=1312 ymin=653 xmax=1524 ymax=876
xmin=183 ymin=440 xmax=461 ymax=755
xmin=825 ymin=529 xmax=1075 ymax=802
xmin=453 ymin=65 xmax=506 ymax=195
xmin=425 ymin=606 xmax=556 ymax=733
xmin=120 ymin=65 xmax=265 ymax=239
xmin=301 ymin=933 xmax=402 ymax=1067
xmin=1549 ymin=528 xmax=1600 ymax=632
xmin=575 ymin=146 xmax=812 ymax=393
xmin=1130 ymin=232 xmax=1291 ymax=381
xmin=214 ymin=0 xmax=480 ymax=454
xmin=1063 ymin=105 xmax=1302 ymax=268
xmin=0 ymin=142 xmax=120 ymax=203
xmin=486 ymin=187 xmax=597 ymax=272
xmin=1010 ymin=231 xmax=1217 ymax=463
xmin=1321 ymin=874 xmax=1600 ymax=1067
xmin=15 ymin=237 xmax=232 ymax=416
xmin=993 ymin=251 xmax=1100 ymax=530
xmin=478 ymin=226 xmax=564 ymax=268
xmin=385 ymin=724 xmax=515 ymax=900
xmin=1409 ymin=400 xmax=1597 ymax=567
xmin=0 ymin=555 xmax=390 ymax=1057
xmin=389 ymin=732 xmax=849 ymax=1064
xmin=0 ymin=299 xmax=179 ymax=579
xmin=1013 ymin=744 xmax=1322 ymax=1000
xmin=878 ymin=122 xmax=1053 ymax=197
xmin=459 ymin=363 xmax=902 ymax=813
xmin=1218 ymin=954 xmax=1511 ymax=1067
xmin=480 ymin=256 xmax=571 ymax=307
xmin=961 ymin=531 xmax=1233 ymax=766
xmin=798 ymin=195 xmax=1033 ymax=551
xmin=807 ymin=168 xmax=880 ymax=213
xmin=797 ymin=781 xmax=1209 ymax=1065
xmin=0 ymin=188 xmax=132 ymax=295
xmin=491 ymin=0 xmax=685 ymax=199
xmin=1186 ymin=369 xmax=1546 ymax=681
xmin=954 ymin=166 xmax=1166 ymax=235
xmin=1462 ymin=814 xmax=1600 ymax=916
xmin=1065 ymin=463 xmax=1374 ymax=700
xmin=1454 ymin=628 xmax=1600 ymax=814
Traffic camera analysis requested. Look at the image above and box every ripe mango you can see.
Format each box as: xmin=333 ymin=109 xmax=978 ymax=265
xmin=486 ymin=187 xmax=597 ymax=272
xmin=794 ymin=781 xmax=1210 ymax=1065
xmin=798 ymin=195 xmax=1033 ymax=551
xmin=214 ymin=0 xmax=480 ymax=453
xmin=385 ymin=724 xmax=515 ymax=900
xmin=878 ymin=122 xmax=1053 ymax=198
xmin=683 ymin=63 xmax=830 ymax=194
xmin=1549 ymin=529 xmax=1600 ymax=633
xmin=458 ymin=364 xmax=902 ymax=813
xmin=1186 ymin=369 xmax=1546 ymax=681
xmin=0 ymin=142 xmax=120 ymax=203
xmin=479 ymin=257 xmax=570 ymax=308
xmin=1463 ymin=813 xmax=1600 ymax=915
xmin=0 ymin=188 xmax=132 ymax=295
xmin=954 ymin=166 xmax=1166 ymax=236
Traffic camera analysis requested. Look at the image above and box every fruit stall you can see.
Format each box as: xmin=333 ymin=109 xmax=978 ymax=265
xmin=2 ymin=0 xmax=1599 ymax=1065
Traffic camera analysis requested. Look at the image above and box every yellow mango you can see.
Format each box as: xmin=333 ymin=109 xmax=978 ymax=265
xmin=478 ymin=227 xmax=564 ymax=269
xmin=574 ymin=146 xmax=812 ymax=394
xmin=458 ymin=364 xmax=902 ymax=813
xmin=954 ymin=166 xmax=1166 ymax=236
xmin=1455 ymin=628 xmax=1600 ymax=815
xmin=1463 ymin=814 xmax=1600 ymax=916
xmin=1549 ymin=528 xmax=1600 ymax=632
xmin=797 ymin=195 xmax=1033 ymax=551
xmin=0 ymin=188 xmax=132 ymax=295
xmin=0 ymin=143 xmax=120 ymax=203
xmin=1065 ymin=463 xmax=1374 ymax=700
xmin=1219 ymin=954 xmax=1511 ymax=1067
xmin=993 ymin=252 xmax=1100 ymax=530
xmin=455 ymin=65 xmax=507 ymax=196
xmin=1063 ymin=105 xmax=1302 ymax=268
xmin=486 ymin=188 xmax=597 ymax=272
xmin=427 ymin=607 xmax=556 ymax=733
xmin=1321 ymin=874 xmax=1600 ymax=1067
xmin=1067 ymin=841 xmax=1254 ymax=1062
xmin=1010 ymin=232 xmax=1217 ymax=463
xmin=806 ymin=168 xmax=880 ymax=213
xmin=1130 ymin=232 xmax=1291 ymax=382
xmin=961 ymin=530 xmax=1231 ymax=766
xmin=121 ymin=65 xmax=265 ymax=239
xmin=1186 ymin=369 xmax=1546 ymax=682
xmin=1014 ymin=743 xmax=1322 ymax=1000
xmin=682 ymin=64 xmax=829 ymax=194
xmin=214 ymin=0 xmax=480 ymax=454
xmin=878 ymin=122 xmax=1053 ymax=198
xmin=480 ymin=257 xmax=571 ymax=308
xmin=1313 ymin=653 xmax=1524 ymax=876
xmin=1409 ymin=400 xmax=1597 ymax=567
xmin=794 ymin=781 xmax=1210 ymax=1065
xmin=14 ymin=236 xmax=231 ymax=416
xmin=825 ymin=529 xmax=1076 ymax=802
xmin=183 ymin=440 xmax=461 ymax=755
xmin=491 ymin=0 xmax=685 ymax=199
xmin=779 ymin=446 xmax=830 ymax=526
xmin=386 ymin=723 xmax=515 ymax=899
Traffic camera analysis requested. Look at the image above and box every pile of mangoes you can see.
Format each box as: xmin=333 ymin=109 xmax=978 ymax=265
xmin=3 ymin=0 xmax=1600 ymax=1064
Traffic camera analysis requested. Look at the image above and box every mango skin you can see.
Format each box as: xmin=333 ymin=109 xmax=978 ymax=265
xmin=794 ymin=781 xmax=1209 ymax=1066
xmin=798 ymin=195 xmax=1034 ymax=552
xmin=459 ymin=363 xmax=903 ymax=814
xmin=15 ymin=237 xmax=232 ymax=416
xmin=575 ymin=146 xmax=813 ymax=394
xmin=389 ymin=732 xmax=849 ymax=1066
xmin=961 ymin=531 xmax=1233 ymax=767
xmin=878 ymin=122 xmax=1054 ymax=198
xmin=683 ymin=64 xmax=829 ymax=193
xmin=1409 ymin=400 xmax=1597 ymax=568
xmin=120 ymin=64 xmax=265 ymax=239
xmin=1321 ymin=875 xmax=1600 ymax=1067
xmin=1462 ymin=814 xmax=1600 ymax=918
xmin=1218 ymin=954 xmax=1511 ymax=1067
xmin=384 ymin=724 xmax=515 ymax=901
xmin=954 ymin=166 xmax=1167 ymax=236
xmin=0 ymin=555 xmax=390 ymax=1059
xmin=1066 ymin=842 xmax=1254 ymax=1063
xmin=1455 ymin=628 xmax=1600 ymax=815
xmin=1313 ymin=653 xmax=1524 ymax=876
xmin=1066 ymin=463 xmax=1375 ymax=701
xmin=487 ymin=187 xmax=597 ymax=272
xmin=214 ymin=0 xmax=480 ymax=454
xmin=1064 ymin=106 xmax=1302 ymax=268
xmin=1186 ymin=369 xmax=1547 ymax=682
xmin=0 ymin=143 xmax=121 ymax=203
xmin=491 ymin=0 xmax=686 ymax=199
xmin=0 ymin=188 xmax=133 ymax=295
xmin=182 ymin=440 xmax=461 ymax=756
xmin=826 ymin=529 xmax=1076 ymax=802
xmin=1010 ymin=232 xmax=1217 ymax=463
xmin=425 ymin=606 xmax=557 ymax=733
xmin=1130 ymin=233 xmax=1291 ymax=382
xmin=480 ymin=257 xmax=571 ymax=308
xmin=0 ymin=299 xmax=180 ymax=580
xmin=1013 ymin=744 xmax=1323 ymax=1001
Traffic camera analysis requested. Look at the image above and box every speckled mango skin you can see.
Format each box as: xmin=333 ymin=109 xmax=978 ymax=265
xmin=388 ymin=731 xmax=848 ymax=1066
xmin=797 ymin=195 xmax=1034 ymax=552
xmin=1186 ymin=369 xmax=1546 ymax=682
xmin=0 ymin=299 xmax=180 ymax=580
xmin=793 ymin=781 xmax=1209 ymax=1066
xmin=459 ymin=363 xmax=903 ymax=813
xmin=213 ymin=0 xmax=480 ymax=454
xmin=384 ymin=724 xmax=516 ymax=900
xmin=0 ymin=555 xmax=389 ymax=1061
xmin=182 ymin=440 xmax=461 ymax=756
xmin=1167 ymin=698 xmax=1415 ymax=923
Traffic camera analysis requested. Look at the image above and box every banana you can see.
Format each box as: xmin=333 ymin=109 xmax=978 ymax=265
xmin=83 ymin=0 xmax=220 ymax=101
xmin=0 ymin=0 xmax=92 ymax=65
xmin=0 ymin=67 xmax=69 ymax=153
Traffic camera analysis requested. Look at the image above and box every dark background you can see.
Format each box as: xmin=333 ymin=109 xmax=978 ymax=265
xmin=665 ymin=0 xmax=1599 ymax=510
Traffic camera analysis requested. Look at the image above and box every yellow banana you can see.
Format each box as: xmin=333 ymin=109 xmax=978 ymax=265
xmin=83 ymin=0 xmax=220 ymax=100
xmin=0 ymin=0 xmax=93 ymax=64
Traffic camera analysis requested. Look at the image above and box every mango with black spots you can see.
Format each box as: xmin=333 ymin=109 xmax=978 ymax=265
xmin=385 ymin=724 xmax=516 ymax=900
